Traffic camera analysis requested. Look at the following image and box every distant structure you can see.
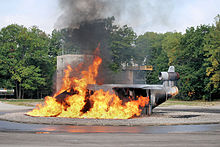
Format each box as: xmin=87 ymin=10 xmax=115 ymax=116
xmin=56 ymin=55 xmax=152 ymax=91
xmin=125 ymin=65 xmax=153 ymax=84
xmin=56 ymin=54 xmax=93 ymax=91
xmin=0 ymin=88 xmax=14 ymax=98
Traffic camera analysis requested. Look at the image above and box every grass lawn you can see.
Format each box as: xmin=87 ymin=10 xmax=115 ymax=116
xmin=1 ymin=98 xmax=220 ymax=107
xmin=160 ymin=98 xmax=220 ymax=107
xmin=0 ymin=99 xmax=44 ymax=106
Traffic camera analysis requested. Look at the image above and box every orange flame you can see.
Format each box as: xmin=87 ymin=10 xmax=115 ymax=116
xmin=27 ymin=45 xmax=149 ymax=119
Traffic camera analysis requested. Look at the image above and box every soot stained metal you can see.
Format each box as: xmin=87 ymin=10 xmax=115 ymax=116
xmin=56 ymin=55 xmax=179 ymax=115
xmin=87 ymin=66 xmax=180 ymax=115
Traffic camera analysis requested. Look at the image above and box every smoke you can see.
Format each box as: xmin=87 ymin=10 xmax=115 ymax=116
xmin=55 ymin=0 xmax=174 ymax=85
xmin=55 ymin=0 xmax=174 ymax=33
xmin=56 ymin=0 xmax=123 ymax=29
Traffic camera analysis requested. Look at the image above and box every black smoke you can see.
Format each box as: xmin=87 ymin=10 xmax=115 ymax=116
xmin=55 ymin=0 xmax=174 ymax=84
xmin=55 ymin=0 xmax=174 ymax=34
xmin=56 ymin=0 xmax=125 ymax=29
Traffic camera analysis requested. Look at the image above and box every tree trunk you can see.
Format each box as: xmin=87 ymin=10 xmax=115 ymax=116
xmin=40 ymin=91 xmax=42 ymax=99
xmin=15 ymin=82 xmax=22 ymax=99
xmin=22 ymin=88 xmax=24 ymax=99
xmin=18 ymin=82 xmax=22 ymax=99
xmin=15 ymin=82 xmax=19 ymax=99
xmin=37 ymin=89 xmax=39 ymax=99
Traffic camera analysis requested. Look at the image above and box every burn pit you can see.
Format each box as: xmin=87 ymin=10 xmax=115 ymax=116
xmin=27 ymin=45 xmax=149 ymax=119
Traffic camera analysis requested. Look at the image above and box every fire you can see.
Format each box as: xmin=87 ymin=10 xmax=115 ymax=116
xmin=27 ymin=45 xmax=149 ymax=119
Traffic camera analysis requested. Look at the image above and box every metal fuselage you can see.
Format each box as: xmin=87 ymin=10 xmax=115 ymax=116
xmin=55 ymin=66 xmax=179 ymax=115
xmin=87 ymin=66 xmax=179 ymax=115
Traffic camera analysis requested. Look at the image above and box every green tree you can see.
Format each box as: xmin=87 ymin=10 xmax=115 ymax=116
xmin=109 ymin=25 xmax=137 ymax=71
xmin=203 ymin=15 xmax=220 ymax=100
xmin=135 ymin=32 xmax=161 ymax=65
xmin=174 ymin=25 xmax=211 ymax=100
xmin=135 ymin=32 xmax=168 ymax=84
xmin=0 ymin=24 xmax=57 ymax=99
xmin=162 ymin=32 xmax=182 ymax=65
xmin=59 ymin=17 xmax=117 ymax=55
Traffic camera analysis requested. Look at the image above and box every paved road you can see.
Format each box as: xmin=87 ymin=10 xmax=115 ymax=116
xmin=0 ymin=120 xmax=220 ymax=146
xmin=0 ymin=102 xmax=220 ymax=147
xmin=0 ymin=128 xmax=220 ymax=147
xmin=0 ymin=101 xmax=33 ymax=111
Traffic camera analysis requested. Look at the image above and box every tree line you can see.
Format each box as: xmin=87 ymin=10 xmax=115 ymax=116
xmin=134 ymin=15 xmax=220 ymax=101
xmin=0 ymin=25 xmax=61 ymax=98
xmin=0 ymin=15 xmax=219 ymax=100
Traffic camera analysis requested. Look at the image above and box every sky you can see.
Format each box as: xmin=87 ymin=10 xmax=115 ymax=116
xmin=0 ymin=0 xmax=219 ymax=35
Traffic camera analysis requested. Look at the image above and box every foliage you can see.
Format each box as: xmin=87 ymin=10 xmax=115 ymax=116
xmin=162 ymin=32 xmax=182 ymax=65
xmin=59 ymin=17 xmax=117 ymax=55
xmin=109 ymin=25 xmax=137 ymax=71
xmin=134 ymin=16 xmax=219 ymax=101
xmin=135 ymin=32 xmax=168 ymax=84
xmin=0 ymin=24 xmax=61 ymax=99
xmin=173 ymin=25 xmax=211 ymax=100
xmin=203 ymin=15 xmax=220 ymax=100
xmin=0 ymin=14 xmax=219 ymax=101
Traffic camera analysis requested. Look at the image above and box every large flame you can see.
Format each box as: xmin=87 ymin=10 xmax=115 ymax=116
xmin=27 ymin=45 xmax=149 ymax=119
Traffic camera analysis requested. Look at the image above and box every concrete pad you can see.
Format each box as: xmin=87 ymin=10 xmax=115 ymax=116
xmin=1 ymin=101 xmax=220 ymax=126
xmin=0 ymin=106 xmax=220 ymax=126
xmin=0 ymin=102 xmax=33 ymax=111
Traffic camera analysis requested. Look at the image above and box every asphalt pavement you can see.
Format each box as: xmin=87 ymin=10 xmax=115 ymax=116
xmin=0 ymin=101 xmax=33 ymax=112
xmin=0 ymin=129 xmax=220 ymax=147
xmin=0 ymin=101 xmax=220 ymax=147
